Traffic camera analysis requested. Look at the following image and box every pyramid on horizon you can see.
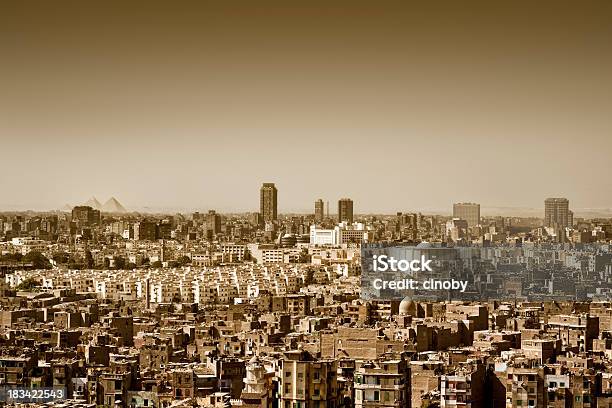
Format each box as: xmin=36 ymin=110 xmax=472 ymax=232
xmin=62 ymin=204 xmax=73 ymax=212
xmin=84 ymin=196 xmax=102 ymax=210
xmin=102 ymin=197 xmax=127 ymax=213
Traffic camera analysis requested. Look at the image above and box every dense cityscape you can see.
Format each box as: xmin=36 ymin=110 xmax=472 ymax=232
xmin=1 ymin=183 xmax=612 ymax=407
xmin=4 ymin=0 xmax=612 ymax=406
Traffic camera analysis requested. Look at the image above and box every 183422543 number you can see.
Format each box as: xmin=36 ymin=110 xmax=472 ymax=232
xmin=0 ymin=387 xmax=66 ymax=403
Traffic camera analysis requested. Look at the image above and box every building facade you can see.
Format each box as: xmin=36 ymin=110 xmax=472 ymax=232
xmin=260 ymin=183 xmax=278 ymax=223
xmin=315 ymin=199 xmax=325 ymax=222
xmin=453 ymin=202 xmax=480 ymax=228
xmin=545 ymin=198 xmax=572 ymax=228
xmin=338 ymin=198 xmax=353 ymax=224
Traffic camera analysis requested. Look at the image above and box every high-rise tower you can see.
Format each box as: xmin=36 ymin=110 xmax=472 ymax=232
xmin=314 ymin=199 xmax=324 ymax=222
xmin=545 ymin=198 xmax=571 ymax=227
xmin=452 ymin=203 xmax=480 ymax=227
xmin=260 ymin=183 xmax=278 ymax=222
xmin=338 ymin=198 xmax=354 ymax=224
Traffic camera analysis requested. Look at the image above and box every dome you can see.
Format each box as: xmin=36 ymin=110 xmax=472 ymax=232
xmin=399 ymin=296 xmax=416 ymax=315
xmin=415 ymin=241 xmax=433 ymax=249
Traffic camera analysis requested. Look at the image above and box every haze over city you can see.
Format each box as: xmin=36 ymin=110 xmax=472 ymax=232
xmin=1 ymin=1 xmax=612 ymax=213
xmin=4 ymin=3 xmax=612 ymax=408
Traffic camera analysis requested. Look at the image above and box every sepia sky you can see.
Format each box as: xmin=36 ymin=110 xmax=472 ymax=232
xmin=1 ymin=1 xmax=612 ymax=214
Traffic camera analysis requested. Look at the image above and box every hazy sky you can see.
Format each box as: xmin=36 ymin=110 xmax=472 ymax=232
xmin=1 ymin=1 xmax=611 ymax=213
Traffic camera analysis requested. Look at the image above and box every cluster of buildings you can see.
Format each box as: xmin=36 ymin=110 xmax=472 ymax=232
xmin=1 ymin=185 xmax=612 ymax=406
xmin=5 ymin=271 xmax=612 ymax=407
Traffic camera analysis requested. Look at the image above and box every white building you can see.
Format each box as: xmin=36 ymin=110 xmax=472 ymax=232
xmin=310 ymin=223 xmax=372 ymax=246
xmin=309 ymin=225 xmax=338 ymax=246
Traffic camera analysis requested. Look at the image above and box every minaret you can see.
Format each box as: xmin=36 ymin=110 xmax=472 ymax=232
xmin=145 ymin=278 xmax=151 ymax=310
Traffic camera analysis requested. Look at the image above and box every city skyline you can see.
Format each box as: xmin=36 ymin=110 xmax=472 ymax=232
xmin=2 ymin=191 xmax=612 ymax=219
xmin=2 ymin=3 xmax=612 ymax=407
xmin=2 ymin=1 xmax=612 ymax=213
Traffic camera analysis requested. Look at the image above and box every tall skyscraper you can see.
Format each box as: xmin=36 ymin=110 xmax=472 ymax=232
xmin=338 ymin=198 xmax=354 ymax=224
xmin=260 ymin=183 xmax=278 ymax=222
xmin=314 ymin=199 xmax=324 ymax=222
xmin=206 ymin=210 xmax=221 ymax=234
xmin=453 ymin=203 xmax=480 ymax=227
xmin=545 ymin=198 xmax=572 ymax=227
